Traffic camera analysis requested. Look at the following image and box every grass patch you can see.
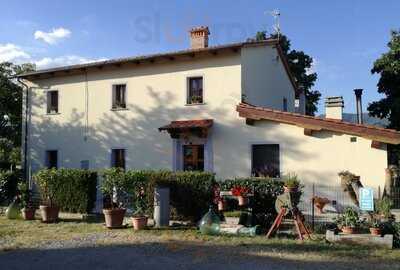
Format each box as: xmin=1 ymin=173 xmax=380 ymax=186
xmin=0 ymin=215 xmax=399 ymax=265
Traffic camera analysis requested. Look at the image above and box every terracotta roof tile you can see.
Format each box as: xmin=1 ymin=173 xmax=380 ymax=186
xmin=237 ymin=103 xmax=400 ymax=144
xmin=159 ymin=119 xmax=213 ymax=131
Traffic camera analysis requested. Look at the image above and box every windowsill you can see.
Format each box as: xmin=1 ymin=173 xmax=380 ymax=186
xmin=185 ymin=103 xmax=207 ymax=106
xmin=46 ymin=112 xmax=60 ymax=115
xmin=111 ymin=108 xmax=129 ymax=111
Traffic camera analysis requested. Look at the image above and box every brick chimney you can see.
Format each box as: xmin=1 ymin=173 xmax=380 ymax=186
xmin=189 ymin=26 xmax=210 ymax=49
xmin=325 ymin=96 xmax=344 ymax=120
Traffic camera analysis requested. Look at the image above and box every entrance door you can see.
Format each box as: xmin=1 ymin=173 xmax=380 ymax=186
xmin=183 ymin=144 xmax=204 ymax=171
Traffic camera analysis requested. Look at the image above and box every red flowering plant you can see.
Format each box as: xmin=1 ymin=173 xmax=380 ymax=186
xmin=231 ymin=186 xmax=250 ymax=197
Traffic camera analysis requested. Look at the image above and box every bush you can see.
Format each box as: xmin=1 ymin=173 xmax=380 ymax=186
xmin=0 ymin=170 xmax=22 ymax=205
xmin=219 ymin=177 xmax=284 ymax=227
xmin=101 ymin=169 xmax=215 ymax=221
xmin=34 ymin=168 xmax=97 ymax=213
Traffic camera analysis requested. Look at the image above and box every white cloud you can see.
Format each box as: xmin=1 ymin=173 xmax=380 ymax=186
xmin=35 ymin=55 xmax=107 ymax=69
xmin=0 ymin=43 xmax=31 ymax=62
xmin=34 ymin=27 xmax=71 ymax=44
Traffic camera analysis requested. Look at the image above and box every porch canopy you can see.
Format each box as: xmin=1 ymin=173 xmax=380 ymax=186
xmin=159 ymin=119 xmax=213 ymax=139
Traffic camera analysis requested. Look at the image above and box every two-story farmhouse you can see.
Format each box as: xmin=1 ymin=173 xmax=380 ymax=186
xmin=18 ymin=26 xmax=400 ymax=208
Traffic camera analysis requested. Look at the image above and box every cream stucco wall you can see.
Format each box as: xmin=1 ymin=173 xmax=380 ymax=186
xmin=241 ymin=45 xmax=296 ymax=111
xmin=23 ymin=44 xmax=388 ymax=207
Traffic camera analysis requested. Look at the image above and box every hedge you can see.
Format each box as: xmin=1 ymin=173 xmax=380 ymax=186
xmin=0 ymin=170 xmax=22 ymax=205
xmin=219 ymin=177 xmax=284 ymax=227
xmin=34 ymin=168 xmax=97 ymax=213
xmin=101 ymin=169 xmax=216 ymax=221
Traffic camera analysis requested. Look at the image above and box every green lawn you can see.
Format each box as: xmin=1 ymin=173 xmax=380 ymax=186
xmin=0 ymin=214 xmax=399 ymax=265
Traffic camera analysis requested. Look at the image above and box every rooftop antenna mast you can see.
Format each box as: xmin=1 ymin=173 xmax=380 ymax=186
xmin=270 ymin=9 xmax=281 ymax=40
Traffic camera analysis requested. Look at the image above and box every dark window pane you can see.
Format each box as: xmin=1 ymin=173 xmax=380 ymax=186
xmin=112 ymin=149 xmax=125 ymax=170
xmin=188 ymin=77 xmax=203 ymax=104
xmin=112 ymin=84 xmax=126 ymax=109
xmin=283 ymin=98 xmax=288 ymax=112
xmin=183 ymin=145 xmax=204 ymax=171
xmin=252 ymin=144 xmax=280 ymax=177
xmin=47 ymin=91 xmax=58 ymax=113
xmin=46 ymin=150 xmax=58 ymax=169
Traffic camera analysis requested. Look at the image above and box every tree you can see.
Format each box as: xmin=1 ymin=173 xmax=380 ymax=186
xmin=256 ymin=31 xmax=321 ymax=116
xmin=367 ymin=30 xmax=400 ymax=165
xmin=0 ymin=62 xmax=35 ymax=167
xmin=368 ymin=30 xmax=400 ymax=130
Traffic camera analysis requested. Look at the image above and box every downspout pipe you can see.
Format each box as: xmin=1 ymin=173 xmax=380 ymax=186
xmin=16 ymin=77 xmax=30 ymax=184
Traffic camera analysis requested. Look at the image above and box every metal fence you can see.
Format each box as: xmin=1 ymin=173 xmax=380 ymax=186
xmin=298 ymin=183 xmax=359 ymax=228
xmin=390 ymin=187 xmax=400 ymax=209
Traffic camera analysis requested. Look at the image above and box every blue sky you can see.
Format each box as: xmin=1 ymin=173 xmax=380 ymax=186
xmin=0 ymin=0 xmax=399 ymax=113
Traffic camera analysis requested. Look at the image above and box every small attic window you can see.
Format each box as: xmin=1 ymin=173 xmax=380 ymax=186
xmin=350 ymin=137 xmax=357 ymax=142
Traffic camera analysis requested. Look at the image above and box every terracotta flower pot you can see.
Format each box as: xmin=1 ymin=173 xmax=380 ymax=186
xmin=314 ymin=202 xmax=327 ymax=214
xmin=283 ymin=186 xmax=298 ymax=194
xmin=21 ymin=207 xmax=36 ymax=220
xmin=370 ymin=227 xmax=382 ymax=236
xmin=341 ymin=226 xmax=356 ymax=234
xmin=103 ymin=208 xmax=126 ymax=228
xmin=237 ymin=196 xmax=249 ymax=206
xmin=40 ymin=205 xmax=59 ymax=223
xmin=218 ymin=200 xmax=227 ymax=211
xmin=132 ymin=216 xmax=148 ymax=230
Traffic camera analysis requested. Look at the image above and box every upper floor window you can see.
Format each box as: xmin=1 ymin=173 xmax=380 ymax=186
xmin=112 ymin=84 xmax=126 ymax=109
xmin=46 ymin=91 xmax=59 ymax=114
xmin=45 ymin=150 xmax=58 ymax=169
xmin=187 ymin=77 xmax=203 ymax=104
xmin=283 ymin=98 xmax=288 ymax=112
xmin=111 ymin=149 xmax=125 ymax=170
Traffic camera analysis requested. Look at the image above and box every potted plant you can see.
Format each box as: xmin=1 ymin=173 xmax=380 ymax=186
xmin=375 ymin=197 xmax=394 ymax=222
xmin=335 ymin=207 xmax=360 ymax=234
xmin=131 ymin=184 xmax=148 ymax=230
xmin=35 ymin=169 xmax=59 ymax=223
xmin=18 ymin=182 xmax=36 ymax=220
xmin=312 ymin=196 xmax=330 ymax=214
xmin=369 ymin=219 xmax=382 ymax=236
xmin=231 ymin=186 xmax=250 ymax=206
xmin=283 ymin=174 xmax=301 ymax=193
xmin=101 ymin=168 xmax=128 ymax=228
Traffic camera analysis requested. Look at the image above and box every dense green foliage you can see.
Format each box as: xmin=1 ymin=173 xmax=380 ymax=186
xmin=367 ymin=30 xmax=400 ymax=164
xmin=0 ymin=170 xmax=22 ymax=205
xmin=220 ymin=177 xmax=284 ymax=227
xmin=34 ymin=168 xmax=97 ymax=213
xmin=0 ymin=62 xmax=35 ymax=168
xmin=101 ymin=169 xmax=216 ymax=220
xmin=255 ymin=32 xmax=321 ymax=116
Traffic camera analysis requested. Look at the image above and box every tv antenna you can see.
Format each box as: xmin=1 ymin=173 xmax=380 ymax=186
xmin=267 ymin=9 xmax=281 ymax=40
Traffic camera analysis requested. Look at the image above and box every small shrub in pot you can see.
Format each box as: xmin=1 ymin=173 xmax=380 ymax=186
xmin=101 ymin=168 xmax=130 ymax=228
xmin=18 ymin=182 xmax=36 ymax=220
xmin=369 ymin=219 xmax=383 ymax=236
xmin=35 ymin=169 xmax=60 ymax=223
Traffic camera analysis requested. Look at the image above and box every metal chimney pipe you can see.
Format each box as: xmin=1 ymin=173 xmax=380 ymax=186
xmin=354 ymin=89 xmax=363 ymax=124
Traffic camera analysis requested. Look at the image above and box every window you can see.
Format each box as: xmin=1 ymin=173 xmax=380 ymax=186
xmin=283 ymin=98 xmax=288 ymax=112
xmin=45 ymin=150 xmax=58 ymax=169
xmin=46 ymin=91 xmax=59 ymax=114
xmin=251 ymin=144 xmax=280 ymax=178
xmin=111 ymin=149 xmax=125 ymax=170
xmin=183 ymin=145 xmax=204 ymax=171
xmin=187 ymin=77 xmax=203 ymax=104
xmin=112 ymin=84 xmax=126 ymax=109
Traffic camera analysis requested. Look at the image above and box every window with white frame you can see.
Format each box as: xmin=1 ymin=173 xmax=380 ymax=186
xmin=112 ymin=84 xmax=126 ymax=109
xmin=187 ymin=77 xmax=203 ymax=104
xmin=46 ymin=90 xmax=59 ymax=114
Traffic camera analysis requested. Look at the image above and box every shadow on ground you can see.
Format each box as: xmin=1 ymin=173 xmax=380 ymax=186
xmin=0 ymin=240 xmax=397 ymax=270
